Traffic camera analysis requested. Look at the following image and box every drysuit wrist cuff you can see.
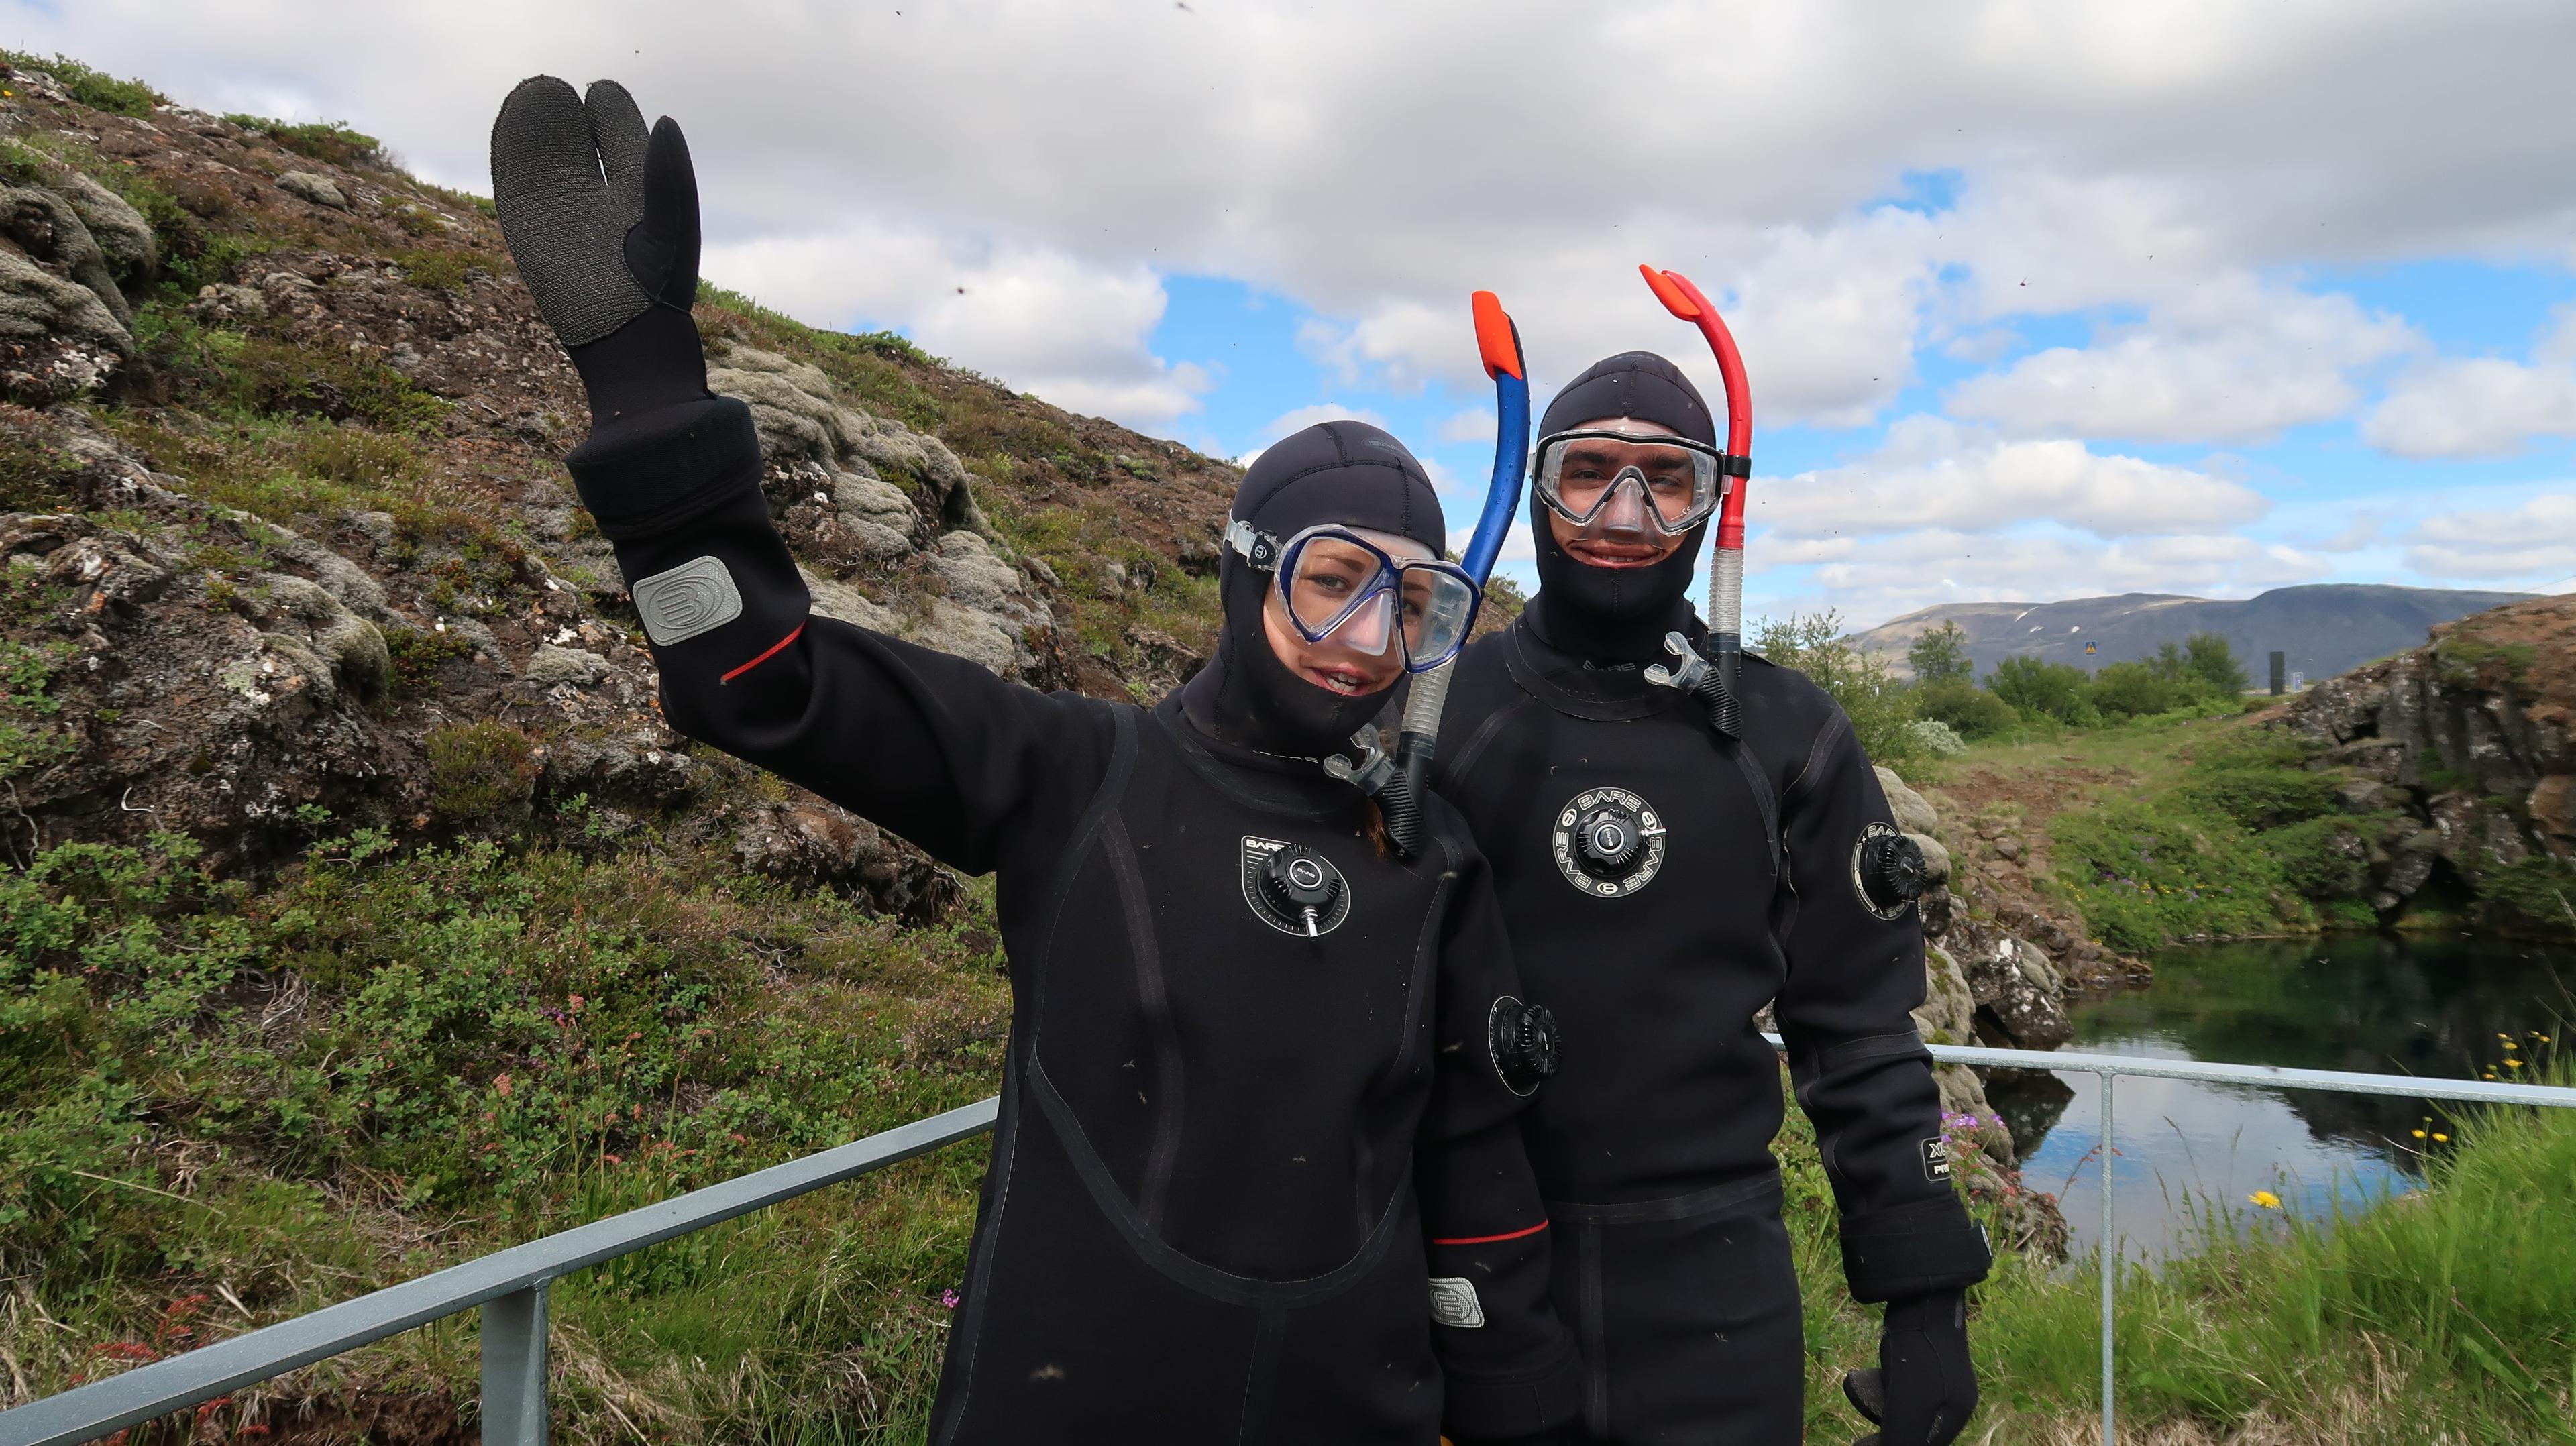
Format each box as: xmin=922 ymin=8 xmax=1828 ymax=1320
xmin=1883 ymin=1286 xmax=1968 ymax=1333
xmin=1442 ymin=1337 xmax=1585 ymax=1439
xmin=1840 ymin=1196 xmax=1992 ymax=1302
xmin=564 ymin=394 xmax=763 ymax=541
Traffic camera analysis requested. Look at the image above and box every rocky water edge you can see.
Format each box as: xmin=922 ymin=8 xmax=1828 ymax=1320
xmin=2279 ymin=594 xmax=2576 ymax=936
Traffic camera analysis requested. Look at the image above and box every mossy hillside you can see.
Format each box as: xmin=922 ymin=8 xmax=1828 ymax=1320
xmin=1919 ymin=717 xmax=2392 ymax=952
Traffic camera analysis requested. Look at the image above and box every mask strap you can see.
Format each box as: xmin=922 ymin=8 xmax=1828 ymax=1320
xmin=1223 ymin=518 xmax=1281 ymax=572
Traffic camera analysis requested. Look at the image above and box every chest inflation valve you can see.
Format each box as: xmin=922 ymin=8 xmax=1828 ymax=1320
xmin=1241 ymin=836 xmax=1355 ymax=938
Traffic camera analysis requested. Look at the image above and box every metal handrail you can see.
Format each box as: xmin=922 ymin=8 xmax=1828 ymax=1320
xmin=0 ymin=1099 xmax=998 ymax=1446
xmin=3 ymin=1047 xmax=2570 ymax=1446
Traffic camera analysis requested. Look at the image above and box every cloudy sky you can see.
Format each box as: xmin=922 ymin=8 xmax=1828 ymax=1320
xmin=14 ymin=1 xmax=2576 ymax=628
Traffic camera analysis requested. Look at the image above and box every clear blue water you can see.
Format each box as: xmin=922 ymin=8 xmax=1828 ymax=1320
xmin=1988 ymin=933 xmax=2571 ymax=1262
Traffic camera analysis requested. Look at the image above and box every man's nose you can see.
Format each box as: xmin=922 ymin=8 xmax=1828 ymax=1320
xmin=1594 ymin=472 xmax=1652 ymax=541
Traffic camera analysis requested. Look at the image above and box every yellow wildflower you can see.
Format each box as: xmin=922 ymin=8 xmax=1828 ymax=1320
xmin=2411 ymin=1129 xmax=2427 ymax=1139
xmin=2432 ymin=1133 xmax=2449 ymax=1142
xmin=2504 ymin=1058 xmax=2522 ymax=1069
xmin=2249 ymin=1190 xmax=2282 ymax=1209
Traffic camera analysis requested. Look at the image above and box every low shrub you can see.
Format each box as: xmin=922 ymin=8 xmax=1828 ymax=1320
xmin=1988 ymin=655 xmax=2098 ymax=726
xmin=1 ymin=52 xmax=160 ymax=117
xmin=1753 ymin=611 xmax=1920 ymax=764
xmin=222 ymin=115 xmax=384 ymax=170
xmin=1914 ymin=677 xmax=2021 ymax=740
xmin=425 ymin=720 xmax=539 ymax=824
xmin=199 ymin=334 xmax=449 ymax=433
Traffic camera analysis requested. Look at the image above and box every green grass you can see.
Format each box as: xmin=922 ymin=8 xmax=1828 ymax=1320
xmin=2 ymin=829 xmax=1007 ymax=1441
xmin=5 ymin=828 xmax=2569 ymax=1441
xmin=1957 ymin=1049 xmax=2576 ymax=1443
xmin=1921 ymin=714 xmax=2396 ymax=950
xmin=1 ymin=51 xmax=161 ymax=116
xmin=223 ymin=115 xmax=384 ymax=170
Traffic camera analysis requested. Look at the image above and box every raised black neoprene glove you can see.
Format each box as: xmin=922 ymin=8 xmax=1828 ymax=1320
xmin=490 ymin=76 xmax=710 ymax=427
xmin=1843 ymin=1288 xmax=1978 ymax=1446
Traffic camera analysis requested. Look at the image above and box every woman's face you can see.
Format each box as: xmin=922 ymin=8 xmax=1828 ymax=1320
xmin=1261 ymin=526 xmax=1435 ymax=699
xmin=1546 ymin=415 xmax=1693 ymax=569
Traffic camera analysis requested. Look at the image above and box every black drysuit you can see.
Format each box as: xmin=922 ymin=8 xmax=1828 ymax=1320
xmin=568 ymin=404 xmax=1578 ymax=1443
xmin=1428 ymin=353 xmax=1989 ymax=1443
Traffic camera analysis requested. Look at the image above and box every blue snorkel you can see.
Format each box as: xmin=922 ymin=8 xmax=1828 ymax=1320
xmin=1389 ymin=292 xmax=1528 ymax=815
xmin=1327 ymin=292 xmax=1527 ymax=858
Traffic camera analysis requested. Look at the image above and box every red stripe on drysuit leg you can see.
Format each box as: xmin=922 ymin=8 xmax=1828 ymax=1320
xmin=720 ymin=623 xmax=804 ymax=683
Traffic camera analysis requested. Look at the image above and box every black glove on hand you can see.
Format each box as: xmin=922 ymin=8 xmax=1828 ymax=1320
xmin=1843 ymin=1288 xmax=1977 ymax=1446
xmin=490 ymin=75 xmax=710 ymax=425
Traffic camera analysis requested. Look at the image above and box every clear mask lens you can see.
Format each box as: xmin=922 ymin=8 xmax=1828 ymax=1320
xmin=1536 ymin=432 xmax=1722 ymax=534
xmin=1279 ymin=530 xmax=1481 ymax=671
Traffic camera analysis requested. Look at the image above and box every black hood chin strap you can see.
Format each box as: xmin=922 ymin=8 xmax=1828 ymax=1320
xmin=1178 ymin=558 xmax=1398 ymax=759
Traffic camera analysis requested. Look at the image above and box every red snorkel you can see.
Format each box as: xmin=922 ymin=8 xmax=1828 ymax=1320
xmin=1637 ymin=264 xmax=1754 ymax=736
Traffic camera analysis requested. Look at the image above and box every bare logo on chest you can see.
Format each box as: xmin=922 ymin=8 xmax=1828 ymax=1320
xmin=1549 ymin=787 xmax=1668 ymax=898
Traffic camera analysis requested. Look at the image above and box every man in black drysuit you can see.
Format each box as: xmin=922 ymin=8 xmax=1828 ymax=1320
xmin=488 ymin=78 xmax=1586 ymax=1445
xmin=1429 ymin=353 xmax=1991 ymax=1445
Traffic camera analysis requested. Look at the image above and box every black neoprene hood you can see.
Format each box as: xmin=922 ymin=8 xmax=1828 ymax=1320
xmin=1181 ymin=419 xmax=1450 ymax=755
xmin=1538 ymin=351 xmax=1717 ymax=445
xmin=1233 ymin=419 xmax=1446 ymax=553
xmin=1526 ymin=351 xmax=1718 ymax=658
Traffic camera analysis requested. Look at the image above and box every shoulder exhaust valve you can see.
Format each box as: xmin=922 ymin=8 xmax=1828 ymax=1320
xmin=1487 ymin=995 xmax=1561 ymax=1095
xmin=1852 ymin=820 xmax=1927 ymax=920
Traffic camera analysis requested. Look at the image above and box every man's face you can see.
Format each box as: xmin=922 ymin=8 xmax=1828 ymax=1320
xmin=1546 ymin=416 xmax=1694 ymax=569
xmin=1260 ymin=526 xmax=1433 ymax=698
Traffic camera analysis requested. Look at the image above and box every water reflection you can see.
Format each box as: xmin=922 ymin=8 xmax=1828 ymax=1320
xmin=1987 ymin=933 xmax=2569 ymax=1263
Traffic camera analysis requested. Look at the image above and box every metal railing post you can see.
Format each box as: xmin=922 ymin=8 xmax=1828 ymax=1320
xmin=2098 ymin=1071 xmax=2115 ymax=1446
xmin=480 ymin=1282 xmax=548 ymax=1446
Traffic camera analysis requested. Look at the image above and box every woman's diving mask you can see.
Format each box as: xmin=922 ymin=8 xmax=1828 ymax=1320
xmin=1224 ymin=520 xmax=1484 ymax=673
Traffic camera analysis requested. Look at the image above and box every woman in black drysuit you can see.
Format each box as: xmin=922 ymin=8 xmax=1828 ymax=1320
xmin=1429 ymin=353 xmax=1992 ymax=1446
xmin=488 ymin=78 xmax=1581 ymax=1445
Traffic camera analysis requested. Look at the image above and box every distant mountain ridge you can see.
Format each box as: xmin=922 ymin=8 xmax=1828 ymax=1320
xmin=1849 ymin=584 xmax=2532 ymax=681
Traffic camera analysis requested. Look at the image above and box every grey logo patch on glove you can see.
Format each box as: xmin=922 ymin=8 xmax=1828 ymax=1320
xmin=1921 ymin=1136 xmax=1952 ymax=1182
xmin=1428 ymin=1276 xmax=1485 ymax=1328
xmin=631 ymin=555 xmax=741 ymax=645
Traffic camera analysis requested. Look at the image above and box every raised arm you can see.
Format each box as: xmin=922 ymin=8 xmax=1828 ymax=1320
xmin=490 ymin=78 xmax=1104 ymax=873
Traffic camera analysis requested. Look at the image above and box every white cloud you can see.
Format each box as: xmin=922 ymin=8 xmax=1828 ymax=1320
xmin=25 ymin=1 xmax=2576 ymax=455
xmin=1748 ymin=526 xmax=2329 ymax=628
xmin=1438 ymin=407 xmax=1497 ymax=444
xmin=1945 ymin=328 xmax=2023 ymax=364
xmin=2404 ymin=491 xmax=2576 ymax=580
xmin=1256 ymin=403 xmax=1389 ymax=443
xmin=2361 ymin=309 xmax=2576 ymax=459
xmin=1758 ymin=417 xmax=2269 ymax=541
xmin=1945 ymin=277 xmax=2418 ymax=443
xmin=703 ymin=226 xmax=1210 ymax=431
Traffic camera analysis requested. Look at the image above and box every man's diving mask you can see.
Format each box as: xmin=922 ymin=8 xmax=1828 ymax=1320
xmin=1534 ymin=421 xmax=1735 ymax=538
xmin=1224 ymin=520 xmax=1483 ymax=673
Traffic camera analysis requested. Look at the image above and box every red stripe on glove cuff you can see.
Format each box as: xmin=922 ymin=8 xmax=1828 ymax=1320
xmin=720 ymin=623 xmax=804 ymax=683
xmin=1430 ymin=1221 xmax=1550 ymax=1246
